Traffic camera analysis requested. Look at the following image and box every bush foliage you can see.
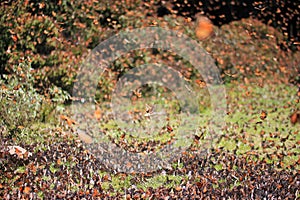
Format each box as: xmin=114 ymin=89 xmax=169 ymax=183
xmin=0 ymin=62 xmax=44 ymax=134
xmin=0 ymin=0 xmax=298 ymax=102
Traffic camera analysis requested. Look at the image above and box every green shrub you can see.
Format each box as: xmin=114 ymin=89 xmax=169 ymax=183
xmin=0 ymin=0 xmax=141 ymax=96
xmin=0 ymin=62 xmax=56 ymax=136
xmin=0 ymin=21 xmax=12 ymax=74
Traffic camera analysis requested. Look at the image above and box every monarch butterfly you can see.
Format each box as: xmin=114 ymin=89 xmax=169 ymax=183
xmin=290 ymin=110 xmax=299 ymax=124
xmin=195 ymin=15 xmax=213 ymax=40
xmin=60 ymin=115 xmax=76 ymax=126
xmin=8 ymin=145 xmax=32 ymax=159
xmin=94 ymin=106 xmax=101 ymax=120
xmin=260 ymin=110 xmax=267 ymax=120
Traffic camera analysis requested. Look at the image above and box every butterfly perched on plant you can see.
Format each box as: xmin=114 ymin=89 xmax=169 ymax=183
xmin=8 ymin=145 xmax=32 ymax=159
xmin=290 ymin=110 xmax=300 ymax=125
xmin=260 ymin=110 xmax=267 ymax=120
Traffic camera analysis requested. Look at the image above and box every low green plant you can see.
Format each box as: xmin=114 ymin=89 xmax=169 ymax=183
xmin=0 ymin=62 xmax=44 ymax=135
xmin=0 ymin=61 xmax=70 ymax=137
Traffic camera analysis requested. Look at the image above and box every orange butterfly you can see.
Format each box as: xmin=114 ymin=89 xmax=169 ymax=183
xmin=94 ymin=106 xmax=101 ymax=120
xmin=60 ymin=115 xmax=77 ymax=126
xmin=260 ymin=110 xmax=267 ymax=120
xmin=23 ymin=186 xmax=31 ymax=194
xmin=290 ymin=110 xmax=299 ymax=125
xmin=195 ymin=15 xmax=213 ymax=40
xmin=8 ymin=145 xmax=32 ymax=159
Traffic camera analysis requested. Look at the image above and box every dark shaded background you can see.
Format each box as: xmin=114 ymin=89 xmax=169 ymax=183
xmin=157 ymin=0 xmax=299 ymax=43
